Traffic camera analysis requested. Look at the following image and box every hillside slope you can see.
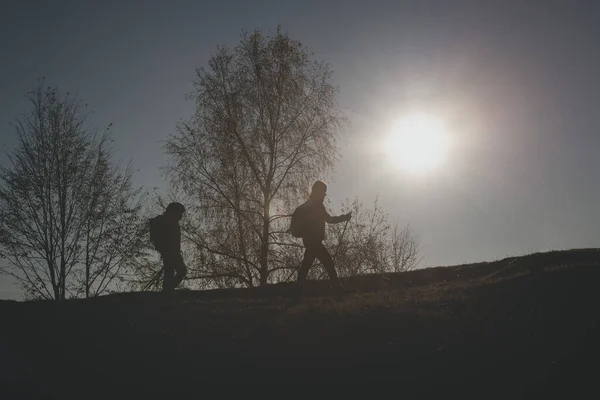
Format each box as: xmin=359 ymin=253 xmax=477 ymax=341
xmin=1 ymin=249 xmax=599 ymax=397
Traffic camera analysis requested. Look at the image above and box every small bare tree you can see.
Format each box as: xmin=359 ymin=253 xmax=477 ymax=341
xmin=165 ymin=26 xmax=347 ymax=288
xmin=389 ymin=222 xmax=421 ymax=272
xmin=0 ymin=79 xmax=147 ymax=301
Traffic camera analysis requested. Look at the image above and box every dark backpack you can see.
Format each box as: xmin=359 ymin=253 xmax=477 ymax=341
xmin=289 ymin=204 xmax=307 ymax=238
xmin=149 ymin=215 xmax=164 ymax=250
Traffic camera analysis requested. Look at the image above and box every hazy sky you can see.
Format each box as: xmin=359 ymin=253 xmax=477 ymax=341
xmin=2 ymin=1 xmax=600 ymax=299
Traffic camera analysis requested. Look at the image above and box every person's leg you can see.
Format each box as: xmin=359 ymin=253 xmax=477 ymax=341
xmin=172 ymin=253 xmax=187 ymax=288
xmin=315 ymin=242 xmax=343 ymax=289
xmin=295 ymin=242 xmax=317 ymax=299
xmin=162 ymin=254 xmax=174 ymax=292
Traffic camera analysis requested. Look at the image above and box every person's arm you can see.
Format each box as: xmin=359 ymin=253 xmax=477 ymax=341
xmin=324 ymin=206 xmax=351 ymax=224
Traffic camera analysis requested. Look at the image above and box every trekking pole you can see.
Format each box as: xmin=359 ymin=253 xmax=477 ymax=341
xmin=333 ymin=218 xmax=350 ymax=264
xmin=312 ymin=218 xmax=350 ymax=281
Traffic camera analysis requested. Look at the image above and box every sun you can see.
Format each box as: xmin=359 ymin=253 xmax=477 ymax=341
xmin=384 ymin=113 xmax=449 ymax=172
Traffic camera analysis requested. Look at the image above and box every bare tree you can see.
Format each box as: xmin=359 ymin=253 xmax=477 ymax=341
xmin=164 ymin=26 xmax=347 ymax=288
xmin=389 ymin=222 xmax=421 ymax=272
xmin=0 ymin=79 xmax=147 ymax=301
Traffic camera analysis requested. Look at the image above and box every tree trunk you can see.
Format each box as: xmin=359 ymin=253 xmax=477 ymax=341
xmin=259 ymin=196 xmax=270 ymax=286
xmin=49 ymin=262 xmax=60 ymax=301
xmin=85 ymin=227 xmax=90 ymax=298
xmin=85 ymin=263 xmax=90 ymax=299
xmin=60 ymin=261 xmax=66 ymax=301
xmin=52 ymin=280 xmax=60 ymax=301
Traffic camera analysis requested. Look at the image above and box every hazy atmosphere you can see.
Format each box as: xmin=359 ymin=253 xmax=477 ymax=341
xmin=2 ymin=0 xmax=600 ymax=299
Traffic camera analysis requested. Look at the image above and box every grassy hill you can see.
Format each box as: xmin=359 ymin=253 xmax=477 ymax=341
xmin=2 ymin=248 xmax=599 ymax=397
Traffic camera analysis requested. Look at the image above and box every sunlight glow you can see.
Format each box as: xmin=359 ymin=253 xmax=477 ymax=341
xmin=385 ymin=113 xmax=449 ymax=173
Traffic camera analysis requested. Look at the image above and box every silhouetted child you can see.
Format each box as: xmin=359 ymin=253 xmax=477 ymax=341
xmin=149 ymin=202 xmax=188 ymax=292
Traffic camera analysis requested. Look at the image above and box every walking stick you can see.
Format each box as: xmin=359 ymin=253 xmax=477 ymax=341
xmin=286 ymin=217 xmax=351 ymax=282
xmin=333 ymin=218 xmax=350 ymax=264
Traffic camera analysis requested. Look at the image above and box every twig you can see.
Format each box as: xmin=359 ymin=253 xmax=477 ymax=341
xmin=142 ymin=267 xmax=163 ymax=291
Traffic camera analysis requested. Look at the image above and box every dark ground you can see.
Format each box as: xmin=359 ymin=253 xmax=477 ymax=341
xmin=1 ymin=249 xmax=599 ymax=398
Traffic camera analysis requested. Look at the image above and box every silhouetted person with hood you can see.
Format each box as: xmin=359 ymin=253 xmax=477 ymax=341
xmin=149 ymin=202 xmax=188 ymax=292
xmin=290 ymin=180 xmax=352 ymax=301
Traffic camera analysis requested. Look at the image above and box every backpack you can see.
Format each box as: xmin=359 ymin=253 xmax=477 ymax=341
xmin=289 ymin=204 xmax=307 ymax=238
xmin=149 ymin=215 xmax=164 ymax=250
